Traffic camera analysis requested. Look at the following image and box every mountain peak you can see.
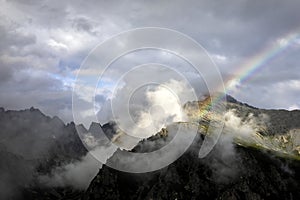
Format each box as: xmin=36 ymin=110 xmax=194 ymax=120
xmin=29 ymin=106 xmax=40 ymax=112
xmin=88 ymin=122 xmax=102 ymax=132
xmin=51 ymin=116 xmax=65 ymax=127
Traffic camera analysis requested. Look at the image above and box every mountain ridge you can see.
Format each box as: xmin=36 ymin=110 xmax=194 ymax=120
xmin=1 ymin=95 xmax=300 ymax=199
xmin=82 ymin=95 xmax=300 ymax=200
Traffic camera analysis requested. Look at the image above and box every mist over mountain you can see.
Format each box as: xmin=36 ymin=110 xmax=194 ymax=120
xmin=84 ymin=135 xmax=300 ymax=200
xmin=83 ymin=95 xmax=300 ymax=200
xmin=1 ymin=95 xmax=300 ymax=199
xmin=1 ymin=0 xmax=300 ymax=199
xmin=0 ymin=107 xmax=87 ymax=199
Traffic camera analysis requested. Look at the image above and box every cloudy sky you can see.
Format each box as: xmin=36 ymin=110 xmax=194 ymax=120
xmin=0 ymin=0 xmax=300 ymax=124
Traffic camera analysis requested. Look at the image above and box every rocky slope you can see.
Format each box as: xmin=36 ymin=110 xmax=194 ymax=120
xmin=83 ymin=95 xmax=300 ymax=200
xmin=184 ymin=95 xmax=300 ymax=158
xmin=84 ymin=137 xmax=300 ymax=200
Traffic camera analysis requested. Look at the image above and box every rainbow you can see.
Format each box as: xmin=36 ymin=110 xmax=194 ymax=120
xmin=204 ymin=31 xmax=300 ymax=110
xmin=225 ymin=32 xmax=299 ymax=93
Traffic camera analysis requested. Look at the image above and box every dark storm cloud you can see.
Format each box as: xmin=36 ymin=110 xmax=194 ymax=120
xmin=0 ymin=63 xmax=14 ymax=83
xmin=98 ymin=0 xmax=300 ymax=56
xmin=0 ymin=23 xmax=36 ymax=52
xmin=0 ymin=0 xmax=299 ymax=121
xmin=71 ymin=17 xmax=98 ymax=35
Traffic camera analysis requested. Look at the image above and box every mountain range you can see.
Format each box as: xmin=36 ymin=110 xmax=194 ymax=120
xmin=0 ymin=95 xmax=299 ymax=199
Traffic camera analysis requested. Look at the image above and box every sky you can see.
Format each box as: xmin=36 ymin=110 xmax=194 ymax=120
xmin=0 ymin=0 xmax=300 ymax=124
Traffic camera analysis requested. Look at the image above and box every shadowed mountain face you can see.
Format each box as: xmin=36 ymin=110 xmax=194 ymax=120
xmin=84 ymin=137 xmax=300 ymax=200
xmin=0 ymin=108 xmax=87 ymax=199
xmin=0 ymin=107 xmax=87 ymax=162
xmin=1 ymin=95 xmax=300 ymax=200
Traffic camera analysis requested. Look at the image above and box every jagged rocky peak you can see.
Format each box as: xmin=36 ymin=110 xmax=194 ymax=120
xmin=0 ymin=107 xmax=86 ymax=157
xmin=50 ymin=115 xmax=65 ymax=128
xmin=101 ymin=121 xmax=119 ymax=140
xmin=183 ymin=93 xmax=252 ymax=109
xmin=27 ymin=106 xmax=48 ymax=116
xmin=77 ymin=123 xmax=88 ymax=133
xmin=0 ymin=107 xmax=88 ymax=199
xmin=89 ymin=122 xmax=102 ymax=132
xmin=29 ymin=106 xmax=38 ymax=111
xmin=183 ymin=93 xmax=236 ymax=114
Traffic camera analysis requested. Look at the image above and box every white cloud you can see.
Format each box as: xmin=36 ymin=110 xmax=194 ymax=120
xmin=289 ymin=104 xmax=300 ymax=111
xmin=211 ymin=54 xmax=228 ymax=63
